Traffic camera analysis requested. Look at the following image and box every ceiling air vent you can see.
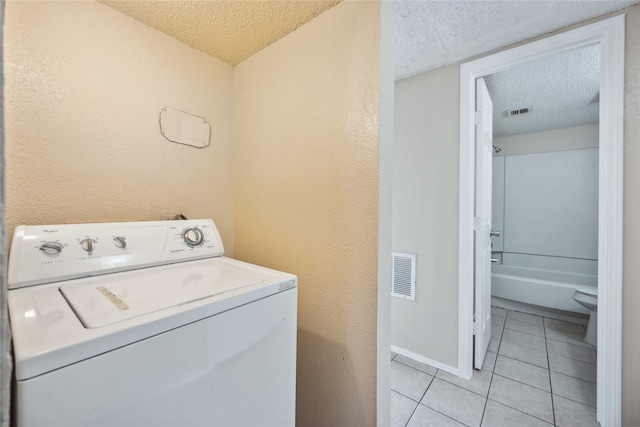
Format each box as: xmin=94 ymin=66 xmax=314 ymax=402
xmin=391 ymin=252 xmax=416 ymax=301
xmin=506 ymin=107 xmax=532 ymax=117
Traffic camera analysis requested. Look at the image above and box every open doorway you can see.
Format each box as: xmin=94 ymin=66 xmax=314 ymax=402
xmin=475 ymin=42 xmax=601 ymax=368
xmin=458 ymin=16 xmax=624 ymax=425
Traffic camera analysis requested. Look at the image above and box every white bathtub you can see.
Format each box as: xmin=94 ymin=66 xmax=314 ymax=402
xmin=491 ymin=265 xmax=597 ymax=314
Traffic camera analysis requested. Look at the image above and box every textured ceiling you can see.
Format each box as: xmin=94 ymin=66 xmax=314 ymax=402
xmin=100 ymin=0 xmax=340 ymax=66
xmin=484 ymin=44 xmax=601 ymax=137
xmin=395 ymin=0 xmax=639 ymax=80
xmin=394 ymin=0 xmax=638 ymax=136
xmin=100 ymin=0 xmax=637 ymax=137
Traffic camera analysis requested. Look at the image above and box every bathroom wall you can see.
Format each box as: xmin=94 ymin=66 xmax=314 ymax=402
xmin=393 ymin=4 xmax=640 ymax=423
xmin=234 ymin=2 xmax=381 ymax=425
xmin=621 ymin=4 xmax=640 ymax=423
xmin=3 ymin=1 xmax=235 ymax=253
xmin=494 ymin=124 xmax=598 ymax=157
xmin=491 ymin=128 xmax=599 ymax=274
xmin=392 ymin=63 xmax=460 ymax=368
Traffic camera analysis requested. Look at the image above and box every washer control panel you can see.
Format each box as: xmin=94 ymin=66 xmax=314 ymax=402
xmin=8 ymin=219 xmax=224 ymax=289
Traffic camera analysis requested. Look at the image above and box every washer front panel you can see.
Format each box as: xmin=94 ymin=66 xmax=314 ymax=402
xmin=8 ymin=219 xmax=224 ymax=289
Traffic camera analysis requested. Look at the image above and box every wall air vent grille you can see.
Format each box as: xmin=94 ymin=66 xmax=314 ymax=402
xmin=506 ymin=107 xmax=532 ymax=117
xmin=391 ymin=252 xmax=416 ymax=301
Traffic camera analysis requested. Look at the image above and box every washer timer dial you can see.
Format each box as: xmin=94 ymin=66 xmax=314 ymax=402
xmin=113 ymin=236 xmax=127 ymax=249
xmin=182 ymin=227 xmax=204 ymax=247
xmin=80 ymin=238 xmax=97 ymax=253
xmin=39 ymin=241 xmax=64 ymax=255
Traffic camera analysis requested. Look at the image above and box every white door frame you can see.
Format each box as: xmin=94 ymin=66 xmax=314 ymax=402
xmin=457 ymin=15 xmax=624 ymax=426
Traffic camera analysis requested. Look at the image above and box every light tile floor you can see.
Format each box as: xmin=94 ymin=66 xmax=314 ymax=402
xmin=391 ymin=306 xmax=599 ymax=427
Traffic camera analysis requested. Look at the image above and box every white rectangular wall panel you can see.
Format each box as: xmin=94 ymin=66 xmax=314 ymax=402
xmin=503 ymin=148 xmax=598 ymax=260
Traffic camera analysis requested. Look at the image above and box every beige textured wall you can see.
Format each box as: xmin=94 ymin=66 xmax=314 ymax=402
xmin=4 ymin=1 xmax=235 ymax=253
xmin=233 ymin=1 xmax=380 ymax=425
xmin=392 ymin=64 xmax=460 ymax=368
xmin=393 ymin=4 xmax=640 ymax=424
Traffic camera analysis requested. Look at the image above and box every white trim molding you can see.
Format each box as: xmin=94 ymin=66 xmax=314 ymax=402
xmin=458 ymin=15 xmax=624 ymax=426
xmin=391 ymin=345 xmax=459 ymax=377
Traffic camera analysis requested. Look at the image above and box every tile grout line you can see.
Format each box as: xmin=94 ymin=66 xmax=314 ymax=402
xmin=391 ymin=388 xmax=422 ymax=405
xmin=545 ymin=340 xmax=597 ymax=365
xmin=496 ymin=311 xmax=557 ymax=426
xmin=478 ymin=309 xmax=508 ymax=426
xmin=403 ymin=369 xmax=438 ymax=427
xmin=416 ymin=372 xmax=481 ymax=427
xmin=543 ymin=316 xmax=557 ymax=426
xmin=418 ymin=402 xmax=475 ymax=427
xmin=491 ymin=372 xmax=551 ymax=394
xmin=393 ymin=359 xmax=438 ymax=376
xmin=484 ymin=397 xmax=556 ymax=426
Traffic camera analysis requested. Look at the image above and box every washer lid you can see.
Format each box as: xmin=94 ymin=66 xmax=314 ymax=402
xmin=60 ymin=260 xmax=263 ymax=328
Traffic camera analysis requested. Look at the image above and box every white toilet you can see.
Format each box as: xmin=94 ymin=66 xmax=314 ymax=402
xmin=572 ymin=286 xmax=598 ymax=346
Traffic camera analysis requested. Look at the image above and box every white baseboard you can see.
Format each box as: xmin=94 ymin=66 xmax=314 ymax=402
xmin=391 ymin=345 xmax=459 ymax=376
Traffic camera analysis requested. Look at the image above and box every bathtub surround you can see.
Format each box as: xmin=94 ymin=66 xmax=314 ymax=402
xmin=491 ymin=265 xmax=595 ymax=326
xmin=492 ymin=147 xmax=599 ymax=273
xmin=490 ymin=140 xmax=599 ymax=322
xmin=493 ymin=124 xmax=599 ymax=157
xmin=492 ymin=125 xmax=599 ymax=277
xmin=393 ymin=4 xmax=640 ymax=424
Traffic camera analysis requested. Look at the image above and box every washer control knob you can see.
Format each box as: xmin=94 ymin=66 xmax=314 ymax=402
xmin=80 ymin=238 xmax=96 ymax=253
xmin=40 ymin=241 xmax=64 ymax=255
xmin=183 ymin=227 xmax=204 ymax=247
xmin=113 ymin=236 xmax=127 ymax=249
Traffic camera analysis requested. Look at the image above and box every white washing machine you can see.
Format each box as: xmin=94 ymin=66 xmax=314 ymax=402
xmin=7 ymin=219 xmax=297 ymax=427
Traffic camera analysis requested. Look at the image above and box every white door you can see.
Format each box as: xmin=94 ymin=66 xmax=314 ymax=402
xmin=474 ymin=77 xmax=493 ymax=370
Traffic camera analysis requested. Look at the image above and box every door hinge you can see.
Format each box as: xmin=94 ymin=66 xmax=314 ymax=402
xmin=473 ymin=321 xmax=479 ymax=336
xmin=474 ymin=217 xmax=481 ymax=231
xmin=475 ymin=111 xmax=482 ymax=125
